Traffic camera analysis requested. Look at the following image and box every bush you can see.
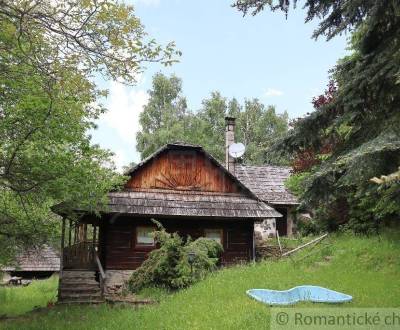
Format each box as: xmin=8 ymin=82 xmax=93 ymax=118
xmin=296 ymin=217 xmax=321 ymax=236
xmin=127 ymin=221 xmax=223 ymax=292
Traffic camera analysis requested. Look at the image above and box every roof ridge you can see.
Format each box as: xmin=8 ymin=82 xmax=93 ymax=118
xmin=237 ymin=164 xmax=293 ymax=169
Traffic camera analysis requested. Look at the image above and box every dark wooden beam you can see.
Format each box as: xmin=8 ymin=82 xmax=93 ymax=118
xmin=58 ymin=216 xmax=66 ymax=301
xmin=68 ymin=219 xmax=72 ymax=247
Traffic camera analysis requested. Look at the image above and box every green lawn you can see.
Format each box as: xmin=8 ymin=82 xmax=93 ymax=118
xmin=1 ymin=231 xmax=400 ymax=330
xmin=0 ymin=276 xmax=58 ymax=318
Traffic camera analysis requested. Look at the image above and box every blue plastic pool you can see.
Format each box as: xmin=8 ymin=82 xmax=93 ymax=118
xmin=247 ymin=286 xmax=352 ymax=305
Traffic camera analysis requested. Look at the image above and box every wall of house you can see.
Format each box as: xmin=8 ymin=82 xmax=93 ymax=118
xmin=101 ymin=217 xmax=254 ymax=269
xmin=100 ymin=217 xmax=254 ymax=292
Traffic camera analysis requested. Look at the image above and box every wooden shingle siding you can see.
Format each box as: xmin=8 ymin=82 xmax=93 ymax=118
xmin=126 ymin=149 xmax=240 ymax=193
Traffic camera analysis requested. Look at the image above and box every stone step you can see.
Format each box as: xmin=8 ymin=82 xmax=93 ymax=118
xmin=58 ymin=299 xmax=104 ymax=305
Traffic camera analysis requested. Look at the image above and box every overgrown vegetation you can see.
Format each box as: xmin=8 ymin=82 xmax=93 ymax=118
xmin=3 ymin=231 xmax=400 ymax=329
xmin=236 ymin=0 xmax=400 ymax=233
xmin=128 ymin=221 xmax=223 ymax=292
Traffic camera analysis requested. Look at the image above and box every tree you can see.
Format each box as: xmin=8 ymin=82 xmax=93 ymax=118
xmin=136 ymin=74 xmax=289 ymax=165
xmin=136 ymin=73 xmax=188 ymax=158
xmin=233 ymin=0 xmax=390 ymax=40
xmin=235 ymin=0 xmax=400 ymax=232
xmin=194 ymin=91 xmax=228 ymax=161
xmin=0 ymin=0 xmax=179 ymax=263
xmin=237 ymin=99 xmax=289 ymax=165
xmin=0 ymin=0 xmax=179 ymax=83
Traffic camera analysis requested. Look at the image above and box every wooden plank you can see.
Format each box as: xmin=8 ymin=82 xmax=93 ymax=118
xmin=276 ymin=230 xmax=283 ymax=255
xmin=125 ymin=149 xmax=240 ymax=193
xmin=58 ymin=217 xmax=66 ymax=300
xmin=68 ymin=219 xmax=72 ymax=247
xmin=102 ymin=220 xmax=254 ymax=270
xmin=281 ymin=233 xmax=328 ymax=257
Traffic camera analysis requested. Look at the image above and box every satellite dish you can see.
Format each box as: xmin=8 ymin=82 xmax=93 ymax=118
xmin=229 ymin=143 xmax=245 ymax=158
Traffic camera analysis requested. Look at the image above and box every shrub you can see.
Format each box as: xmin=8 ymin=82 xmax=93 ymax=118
xmin=296 ymin=217 xmax=321 ymax=236
xmin=127 ymin=220 xmax=223 ymax=292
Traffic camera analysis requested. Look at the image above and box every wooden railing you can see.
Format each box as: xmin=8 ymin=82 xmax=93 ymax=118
xmin=95 ymin=251 xmax=106 ymax=297
xmin=63 ymin=241 xmax=97 ymax=269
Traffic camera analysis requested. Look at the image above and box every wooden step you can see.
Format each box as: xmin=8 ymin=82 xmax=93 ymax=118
xmin=59 ymin=292 xmax=102 ymax=300
xmin=59 ymin=270 xmax=104 ymax=304
xmin=62 ymin=271 xmax=96 ymax=277
xmin=60 ymin=288 xmax=101 ymax=295
xmin=61 ymin=279 xmax=100 ymax=287
xmin=60 ymin=283 xmax=100 ymax=290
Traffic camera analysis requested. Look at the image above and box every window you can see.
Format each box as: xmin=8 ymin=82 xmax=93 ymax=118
xmin=136 ymin=226 xmax=155 ymax=246
xmin=204 ymin=229 xmax=223 ymax=245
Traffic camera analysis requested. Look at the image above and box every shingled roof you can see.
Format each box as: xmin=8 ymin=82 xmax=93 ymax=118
xmin=54 ymin=143 xmax=284 ymax=219
xmin=235 ymin=165 xmax=299 ymax=205
xmin=2 ymin=245 xmax=60 ymax=272
xmin=107 ymin=189 xmax=281 ymax=219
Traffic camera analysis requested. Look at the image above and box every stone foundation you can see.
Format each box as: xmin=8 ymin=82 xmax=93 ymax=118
xmin=105 ymin=269 xmax=135 ymax=294
xmin=255 ymin=219 xmax=276 ymax=243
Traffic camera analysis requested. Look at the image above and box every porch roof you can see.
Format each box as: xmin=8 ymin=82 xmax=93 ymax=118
xmin=105 ymin=189 xmax=282 ymax=219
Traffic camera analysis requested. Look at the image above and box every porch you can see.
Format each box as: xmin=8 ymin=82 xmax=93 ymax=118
xmin=59 ymin=218 xmax=106 ymax=303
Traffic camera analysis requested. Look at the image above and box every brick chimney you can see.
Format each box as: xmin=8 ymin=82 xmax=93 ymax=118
xmin=225 ymin=116 xmax=236 ymax=173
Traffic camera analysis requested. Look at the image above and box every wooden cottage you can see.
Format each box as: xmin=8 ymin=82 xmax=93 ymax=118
xmin=55 ymin=142 xmax=281 ymax=303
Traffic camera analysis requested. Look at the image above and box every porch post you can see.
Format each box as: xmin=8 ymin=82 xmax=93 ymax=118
xmin=287 ymin=207 xmax=294 ymax=237
xmin=93 ymin=225 xmax=97 ymax=248
xmin=252 ymin=223 xmax=256 ymax=262
xmin=68 ymin=219 xmax=72 ymax=247
xmin=58 ymin=216 xmax=66 ymax=300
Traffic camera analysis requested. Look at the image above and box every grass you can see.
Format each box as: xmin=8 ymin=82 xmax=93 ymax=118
xmin=1 ymin=231 xmax=400 ymax=330
xmin=274 ymin=234 xmax=316 ymax=249
xmin=0 ymin=276 xmax=58 ymax=318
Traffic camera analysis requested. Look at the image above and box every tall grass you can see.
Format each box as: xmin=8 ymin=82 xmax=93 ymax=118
xmin=2 ymin=231 xmax=400 ymax=329
xmin=0 ymin=276 xmax=58 ymax=317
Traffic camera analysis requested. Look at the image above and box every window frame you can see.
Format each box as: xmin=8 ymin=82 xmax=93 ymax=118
xmin=135 ymin=226 xmax=156 ymax=248
xmin=204 ymin=228 xmax=224 ymax=246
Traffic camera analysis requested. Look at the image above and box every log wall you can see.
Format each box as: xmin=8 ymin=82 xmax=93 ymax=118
xmin=101 ymin=217 xmax=253 ymax=269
